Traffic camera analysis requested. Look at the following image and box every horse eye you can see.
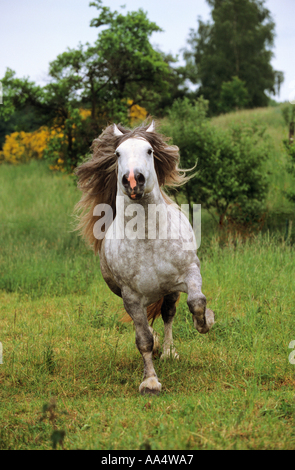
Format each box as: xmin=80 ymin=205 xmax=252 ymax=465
xmin=115 ymin=151 xmax=120 ymax=157
xmin=147 ymin=148 xmax=153 ymax=155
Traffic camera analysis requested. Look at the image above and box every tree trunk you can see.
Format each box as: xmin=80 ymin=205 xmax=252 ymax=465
xmin=232 ymin=9 xmax=240 ymax=77
xmin=289 ymin=121 xmax=294 ymax=145
xmin=219 ymin=212 xmax=225 ymax=229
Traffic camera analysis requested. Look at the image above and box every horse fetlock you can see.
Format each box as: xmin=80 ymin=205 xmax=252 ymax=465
xmin=149 ymin=326 xmax=161 ymax=354
xmin=160 ymin=347 xmax=179 ymax=360
xmin=139 ymin=376 xmax=162 ymax=395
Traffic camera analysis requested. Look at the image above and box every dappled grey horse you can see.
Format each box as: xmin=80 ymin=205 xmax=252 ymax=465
xmin=75 ymin=121 xmax=214 ymax=394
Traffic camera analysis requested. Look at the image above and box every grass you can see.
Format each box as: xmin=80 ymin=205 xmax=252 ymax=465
xmin=1 ymin=110 xmax=295 ymax=449
xmin=1 ymin=235 xmax=295 ymax=450
xmin=0 ymin=161 xmax=101 ymax=298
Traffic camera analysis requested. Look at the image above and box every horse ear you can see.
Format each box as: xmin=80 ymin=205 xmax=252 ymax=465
xmin=113 ymin=124 xmax=123 ymax=136
xmin=146 ymin=120 xmax=155 ymax=133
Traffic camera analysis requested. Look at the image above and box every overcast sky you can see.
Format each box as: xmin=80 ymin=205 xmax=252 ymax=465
xmin=1 ymin=0 xmax=295 ymax=103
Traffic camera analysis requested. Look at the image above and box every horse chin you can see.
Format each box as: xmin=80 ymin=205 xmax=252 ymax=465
xmin=129 ymin=193 xmax=144 ymax=201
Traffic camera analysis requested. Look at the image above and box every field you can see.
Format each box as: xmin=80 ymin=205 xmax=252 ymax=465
xmin=1 ymin=106 xmax=295 ymax=450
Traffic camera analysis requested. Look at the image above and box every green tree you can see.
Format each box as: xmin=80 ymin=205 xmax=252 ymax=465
xmin=1 ymin=1 xmax=180 ymax=169
xmin=282 ymin=105 xmax=295 ymax=203
xmin=0 ymin=67 xmax=89 ymax=170
xmin=284 ymin=141 xmax=295 ymax=203
xmin=218 ymin=76 xmax=249 ymax=113
xmin=184 ymin=0 xmax=284 ymax=114
xmin=160 ymin=98 xmax=269 ymax=228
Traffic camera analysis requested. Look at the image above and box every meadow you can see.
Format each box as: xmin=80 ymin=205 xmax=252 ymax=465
xmin=0 ymin=106 xmax=295 ymax=450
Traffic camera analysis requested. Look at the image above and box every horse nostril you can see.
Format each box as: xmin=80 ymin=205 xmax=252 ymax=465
xmin=136 ymin=172 xmax=145 ymax=187
xmin=122 ymin=175 xmax=129 ymax=188
xmin=122 ymin=171 xmax=145 ymax=189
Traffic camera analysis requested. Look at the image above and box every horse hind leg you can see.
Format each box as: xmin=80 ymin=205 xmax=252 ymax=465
xmin=148 ymin=326 xmax=161 ymax=355
xmin=160 ymin=292 xmax=180 ymax=360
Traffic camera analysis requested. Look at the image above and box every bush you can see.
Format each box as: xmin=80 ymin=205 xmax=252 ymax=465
xmin=218 ymin=76 xmax=249 ymax=114
xmin=160 ymin=97 xmax=270 ymax=232
xmin=283 ymin=139 xmax=295 ymax=203
xmin=0 ymin=127 xmax=50 ymax=164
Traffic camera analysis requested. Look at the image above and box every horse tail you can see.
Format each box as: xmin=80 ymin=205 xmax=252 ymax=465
xmin=120 ymin=297 xmax=164 ymax=325
xmin=147 ymin=298 xmax=164 ymax=325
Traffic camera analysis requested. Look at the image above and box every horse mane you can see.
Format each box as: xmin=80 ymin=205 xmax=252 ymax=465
xmin=74 ymin=121 xmax=192 ymax=254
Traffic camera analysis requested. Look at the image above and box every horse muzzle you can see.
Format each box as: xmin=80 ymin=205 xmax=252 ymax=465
xmin=122 ymin=169 xmax=146 ymax=200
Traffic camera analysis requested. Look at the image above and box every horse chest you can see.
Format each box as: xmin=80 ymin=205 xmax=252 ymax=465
xmin=104 ymin=237 xmax=195 ymax=296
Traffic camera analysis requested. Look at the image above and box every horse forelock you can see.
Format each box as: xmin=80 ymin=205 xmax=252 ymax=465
xmin=74 ymin=122 xmax=192 ymax=254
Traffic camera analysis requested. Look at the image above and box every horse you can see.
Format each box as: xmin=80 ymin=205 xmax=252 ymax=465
xmin=75 ymin=121 xmax=214 ymax=395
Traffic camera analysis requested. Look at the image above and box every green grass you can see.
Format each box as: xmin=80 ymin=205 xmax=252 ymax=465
xmin=1 ymin=129 xmax=295 ymax=450
xmin=0 ymin=160 xmax=101 ymax=298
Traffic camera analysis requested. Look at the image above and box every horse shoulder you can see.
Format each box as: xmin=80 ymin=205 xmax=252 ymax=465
xmin=100 ymin=238 xmax=122 ymax=298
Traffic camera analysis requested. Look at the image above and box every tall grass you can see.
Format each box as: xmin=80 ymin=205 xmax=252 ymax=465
xmin=0 ymin=161 xmax=101 ymax=298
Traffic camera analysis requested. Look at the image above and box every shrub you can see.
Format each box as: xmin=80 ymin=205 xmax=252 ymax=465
xmin=160 ymin=97 xmax=270 ymax=232
xmin=218 ymin=76 xmax=249 ymax=114
xmin=0 ymin=127 xmax=50 ymax=164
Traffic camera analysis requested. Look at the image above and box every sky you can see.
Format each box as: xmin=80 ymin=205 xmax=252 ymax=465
xmin=1 ymin=0 xmax=295 ymax=103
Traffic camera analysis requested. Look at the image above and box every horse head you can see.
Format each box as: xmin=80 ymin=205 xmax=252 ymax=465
xmin=114 ymin=121 xmax=156 ymax=201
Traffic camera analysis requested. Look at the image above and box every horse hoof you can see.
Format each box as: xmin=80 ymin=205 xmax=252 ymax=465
xmin=140 ymin=388 xmax=161 ymax=396
xmin=205 ymin=308 xmax=215 ymax=329
xmin=194 ymin=308 xmax=215 ymax=334
xmin=139 ymin=377 xmax=161 ymax=395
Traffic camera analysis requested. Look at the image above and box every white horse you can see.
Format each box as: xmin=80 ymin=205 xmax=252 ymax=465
xmin=75 ymin=121 xmax=214 ymax=395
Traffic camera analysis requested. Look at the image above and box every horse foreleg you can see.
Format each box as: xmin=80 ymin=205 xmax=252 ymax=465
xmin=185 ymin=266 xmax=214 ymax=334
xmin=160 ymin=292 xmax=180 ymax=360
xmin=122 ymin=289 xmax=162 ymax=395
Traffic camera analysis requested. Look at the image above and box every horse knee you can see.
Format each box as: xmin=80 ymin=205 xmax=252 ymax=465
xmin=187 ymin=293 xmax=206 ymax=317
xmin=135 ymin=327 xmax=154 ymax=354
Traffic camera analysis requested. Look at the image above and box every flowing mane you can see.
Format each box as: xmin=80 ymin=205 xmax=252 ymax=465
xmin=74 ymin=122 xmax=191 ymax=254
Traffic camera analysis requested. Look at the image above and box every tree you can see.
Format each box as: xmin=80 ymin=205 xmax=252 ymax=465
xmin=184 ymin=0 xmax=284 ymax=114
xmin=160 ymin=98 xmax=269 ymax=229
xmin=282 ymin=105 xmax=295 ymax=203
xmin=218 ymin=76 xmax=249 ymax=114
xmin=1 ymin=2 xmax=181 ymax=170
